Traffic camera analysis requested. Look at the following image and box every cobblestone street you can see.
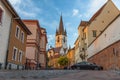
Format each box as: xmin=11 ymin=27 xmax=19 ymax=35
xmin=0 ymin=70 xmax=120 ymax=80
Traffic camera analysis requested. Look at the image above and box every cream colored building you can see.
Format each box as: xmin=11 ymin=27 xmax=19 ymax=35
xmin=88 ymin=14 xmax=120 ymax=70
xmin=74 ymin=0 xmax=120 ymax=62
xmin=74 ymin=21 xmax=89 ymax=63
xmin=87 ymin=14 xmax=120 ymax=58
xmin=83 ymin=0 xmax=120 ymax=47
xmin=74 ymin=37 xmax=80 ymax=63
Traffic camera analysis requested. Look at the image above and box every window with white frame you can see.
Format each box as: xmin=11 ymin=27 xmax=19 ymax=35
xmin=15 ymin=25 xmax=20 ymax=39
xmin=18 ymin=50 xmax=23 ymax=62
xmin=12 ymin=47 xmax=18 ymax=61
xmin=92 ymin=30 xmax=97 ymax=37
xmin=21 ymin=31 xmax=24 ymax=43
xmin=0 ymin=7 xmax=3 ymax=24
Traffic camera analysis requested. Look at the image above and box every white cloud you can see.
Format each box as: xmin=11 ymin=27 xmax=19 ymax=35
xmin=72 ymin=9 xmax=83 ymax=18
xmin=113 ymin=0 xmax=120 ymax=10
xmin=8 ymin=0 xmax=21 ymax=5
xmin=72 ymin=9 xmax=79 ymax=16
xmin=84 ymin=0 xmax=107 ymax=18
xmin=47 ymin=34 xmax=55 ymax=46
xmin=84 ymin=0 xmax=120 ymax=19
xmin=68 ymin=32 xmax=78 ymax=47
xmin=9 ymin=0 xmax=41 ymax=18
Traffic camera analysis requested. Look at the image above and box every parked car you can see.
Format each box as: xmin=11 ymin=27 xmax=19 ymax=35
xmin=71 ymin=61 xmax=103 ymax=70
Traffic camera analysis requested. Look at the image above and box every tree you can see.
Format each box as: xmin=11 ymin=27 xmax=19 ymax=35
xmin=58 ymin=56 xmax=69 ymax=67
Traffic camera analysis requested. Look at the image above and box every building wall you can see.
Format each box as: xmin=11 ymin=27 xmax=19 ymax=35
xmin=0 ymin=1 xmax=12 ymax=69
xmin=47 ymin=49 xmax=54 ymax=57
xmin=23 ymin=20 xmax=41 ymax=69
xmin=88 ymin=15 xmax=120 ymax=70
xmin=39 ymin=54 xmax=46 ymax=68
xmin=74 ymin=37 xmax=81 ymax=63
xmin=7 ymin=19 xmax=27 ymax=69
xmin=84 ymin=27 xmax=89 ymax=48
xmin=40 ymin=34 xmax=47 ymax=68
xmin=87 ymin=15 xmax=120 ymax=58
xmin=39 ymin=28 xmax=47 ymax=68
xmin=55 ymin=35 xmax=67 ymax=49
xmin=67 ymin=48 xmax=75 ymax=66
xmin=86 ymin=0 xmax=120 ymax=46
xmin=26 ymin=46 xmax=36 ymax=60
xmin=88 ymin=40 xmax=120 ymax=70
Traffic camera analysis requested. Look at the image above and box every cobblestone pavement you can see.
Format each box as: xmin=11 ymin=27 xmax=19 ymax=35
xmin=0 ymin=70 xmax=120 ymax=80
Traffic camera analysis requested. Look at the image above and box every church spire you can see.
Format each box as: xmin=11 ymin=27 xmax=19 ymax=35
xmin=64 ymin=28 xmax=67 ymax=36
xmin=56 ymin=28 xmax=58 ymax=36
xmin=58 ymin=14 xmax=64 ymax=35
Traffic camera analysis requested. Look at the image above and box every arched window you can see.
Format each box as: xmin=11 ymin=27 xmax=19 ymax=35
xmin=0 ymin=7 xmax=3 ymax=23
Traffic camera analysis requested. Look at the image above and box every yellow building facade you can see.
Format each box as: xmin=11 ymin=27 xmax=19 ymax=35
xmin=66 ymin=47 xmax=75 ymax=67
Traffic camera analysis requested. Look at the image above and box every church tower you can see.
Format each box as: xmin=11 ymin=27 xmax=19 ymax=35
xmin=55 ymin=15 xmax=67 ymax=49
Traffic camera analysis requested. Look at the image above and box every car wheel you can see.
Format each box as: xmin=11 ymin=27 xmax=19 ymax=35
xmin=77 ymin=67 xmax=80 ymax=70
xmin=71 ymin=67 xmax=75 ymax=70
xmin=94 ymin=67 xmax=99 ymax=70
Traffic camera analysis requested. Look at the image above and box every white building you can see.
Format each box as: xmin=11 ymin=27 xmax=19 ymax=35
xmin=0 ymin=0 xmax=12 ymax=69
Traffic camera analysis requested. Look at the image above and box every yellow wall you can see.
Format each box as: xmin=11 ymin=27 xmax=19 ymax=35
xmin=55 ymin=35 xmax=63 ymax=47
xmin=67 ymin=48 xmax=75 ymax=66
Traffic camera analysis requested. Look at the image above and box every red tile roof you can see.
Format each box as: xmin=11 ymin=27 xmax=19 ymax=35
xmin=79 ymin=21 xmax=89 ymax=27
xmin=53 ymin=47 xmax=62 ymax=53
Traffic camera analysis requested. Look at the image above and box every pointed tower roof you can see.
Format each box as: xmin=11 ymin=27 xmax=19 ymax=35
xmin=64 ymin=29 xmax=67 ymax=36
xmin=56 ymin=28 xmax=58 ymax=36
xmin=58 ymin=15 xmax=64 ymax=35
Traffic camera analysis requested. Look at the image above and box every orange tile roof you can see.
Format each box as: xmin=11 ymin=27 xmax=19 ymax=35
xmin=79 ymin=21 xmax=89 ymax=27
xmin=53 ymin=47 xmax=62 ymax=53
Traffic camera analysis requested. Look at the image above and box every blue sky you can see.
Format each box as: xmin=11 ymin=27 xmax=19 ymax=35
xmin=9 ymin=0 xmax=120 ymax=48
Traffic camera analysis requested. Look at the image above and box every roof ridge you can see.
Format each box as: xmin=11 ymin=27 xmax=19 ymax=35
xmin=89 ymin=1 xmax=107 ymax=23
